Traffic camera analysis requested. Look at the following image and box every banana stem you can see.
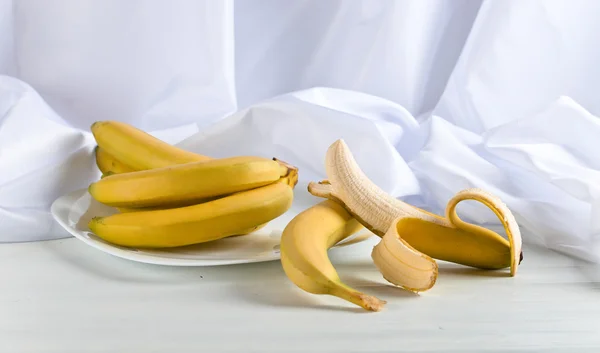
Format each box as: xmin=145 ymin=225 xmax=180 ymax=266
xmin=273 ymin=158 xmax=299 ymax=188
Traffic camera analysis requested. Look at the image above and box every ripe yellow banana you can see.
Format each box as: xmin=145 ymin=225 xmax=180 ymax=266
xmin=280 ymin=199 xmax=386 ymax=311
xmin=114 ymin=201 xmax=218 ymax=213
xmin=89 ymin=156 xmax=294 ymax=208
xmin=115 ymin=206 xmax=268 ymax=235
xmin=308 ymin=139 xmax=523 ymax=284
xmin=90 ymin=120 xmax=299 ymax=190
xmin=88 ymin=180 xmax=293 ymax=248
xmin=91 ymin=120 xmax=211 ymax=170
xmin=94 ymin=146 xmax=135 ymax=175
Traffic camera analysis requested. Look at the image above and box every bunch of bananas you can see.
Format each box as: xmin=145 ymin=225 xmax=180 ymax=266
xmin=86 ymin=121 xmax=523 ymax=313
xmin=87 ymin=121 xmax=298 ymax=248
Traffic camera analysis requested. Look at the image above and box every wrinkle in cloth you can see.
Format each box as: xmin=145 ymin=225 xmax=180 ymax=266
xmin=0 ymin=0 xmax=599 ymax=265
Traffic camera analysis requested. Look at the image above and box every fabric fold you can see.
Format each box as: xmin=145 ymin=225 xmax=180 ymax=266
xmin=1 ymin=0 xmax=600 ymax=265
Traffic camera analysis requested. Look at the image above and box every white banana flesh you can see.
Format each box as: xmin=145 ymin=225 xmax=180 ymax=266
xmin=309 ymin=139 xmax=449 ymax=235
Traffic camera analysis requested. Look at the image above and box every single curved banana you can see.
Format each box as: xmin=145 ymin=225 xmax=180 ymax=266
xmin=114 ymin=201 xmax=219 ymax=213
xmin=89 ymin=156 xmax=295 ymax=208
xmin=88 ymin=180 xmax=293 ymax=248
xmin=116 ymin=206 xmax=268 ymax=235
xmin=95 ymin=146 xmax=135 ymax=175
xmin=280 ymin=199 xmax=386 ymax=311
xmin=91 ymin=120 xmax=212 ymax=170
xmin=308 ymin=139 xmax=523 ymax=278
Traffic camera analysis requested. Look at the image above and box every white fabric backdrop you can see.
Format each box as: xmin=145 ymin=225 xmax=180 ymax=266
xmin=1 ymin=0 xmax=599 ymax=263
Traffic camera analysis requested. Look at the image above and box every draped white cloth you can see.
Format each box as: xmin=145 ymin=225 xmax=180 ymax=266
xmin=2 ymin=0 xmax=600 ymax=262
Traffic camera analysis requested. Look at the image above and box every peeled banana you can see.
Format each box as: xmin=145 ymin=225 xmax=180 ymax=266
xmin=280 ymin=199 xmax=386 ymax=311
xmin=89 ymin=156 xmax=294 ymax=208
xmin=308 ymin=139 xmax=523 ymax=279
xmin=89 ymin=180 xmax=293 ymax=248
xmin=91 ymin=120 xmax=211 ymax=170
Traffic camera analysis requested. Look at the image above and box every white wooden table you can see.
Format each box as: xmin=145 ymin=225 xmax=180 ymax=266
xmin=1 ymin=235 xmax=599 ymax=352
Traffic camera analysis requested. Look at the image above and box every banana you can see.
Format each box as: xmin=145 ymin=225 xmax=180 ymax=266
xmin=95 ymin=146 xmax=135 ymax=175
xmin=231 ymin=222 xmax=268 ymax=236
xmin=115 ymin=201 xmax=218 ymax=213
xmin=280 ymin=199 xmax=386 ymax=311
xmin=90 ymin=121 xmax=299 ymax=189
xmin=88 ymin=180 xmax=293 ymax=248
xmin=116 ymin=204 xmax=268 ymax=235
xmin=308 ymin=139 xmax=523 ymax=278
xmin=89 ymin=156 xmax=295 ymax=208
xmin=91 ymin=120 xmax=211 ymax=170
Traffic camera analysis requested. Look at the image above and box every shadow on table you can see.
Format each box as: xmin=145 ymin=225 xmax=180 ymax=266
xmin=437 ymin=265 xmax=510 ymax=278
xmin=342 ymin=274 xmax=421 ymax=299
xmin=229 ymin=280 xmax=370 ymax=314
xmin=227 ymin=259 xmax=429 ymax=313
xmin=338 ymin=258 xmax=511 ymax=278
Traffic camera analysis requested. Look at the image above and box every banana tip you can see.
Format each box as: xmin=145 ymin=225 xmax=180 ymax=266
xmin=90 ymin=121 xmax=103 ymax=131
xmin=100 ymin=171 xmax=114 ymax=179
xmin=88 ymin=216 xmax=103 ymax=230
xmin=360 ymin=294 xmax=386 ymax=312
xmin=332 ymin=138 xmax=345 ymax=146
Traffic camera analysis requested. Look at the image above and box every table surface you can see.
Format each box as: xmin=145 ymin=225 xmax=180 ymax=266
xmin=1 ymin=235 xmax=599 ymax=353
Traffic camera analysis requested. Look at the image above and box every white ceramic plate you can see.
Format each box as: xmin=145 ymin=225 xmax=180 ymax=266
xmin=50 ymin=188 xmax=371 ymax=266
